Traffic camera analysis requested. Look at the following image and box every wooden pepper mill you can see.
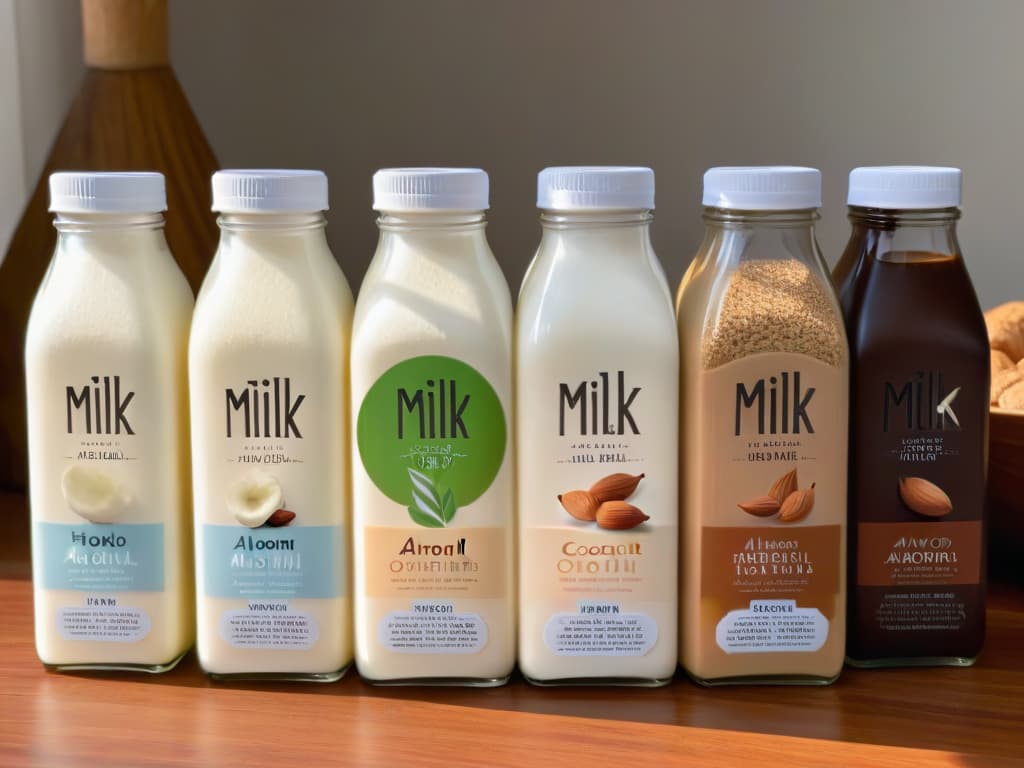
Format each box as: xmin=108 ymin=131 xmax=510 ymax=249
xmin=0 ymin=0 xmax=218 ymax=491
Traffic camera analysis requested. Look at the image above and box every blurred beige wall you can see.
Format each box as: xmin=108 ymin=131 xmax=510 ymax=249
xmin=0 ymin=0 xmax=81 ymax=256
xmin=9 ymin=1 xmax=1023 ymax=306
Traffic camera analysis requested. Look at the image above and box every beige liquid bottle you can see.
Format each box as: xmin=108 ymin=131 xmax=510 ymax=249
xmin=351 ymin=168 xmax=515 ymax=685
xmin=517 ymin=167 xmax=678 ymax=685
xmin=26 ymin=172 xmax=194 ymax=671
xmin=190 ymin=170 xmax=353 ymax=680
xmin=677 ymin=167 xmax=849 ymax=685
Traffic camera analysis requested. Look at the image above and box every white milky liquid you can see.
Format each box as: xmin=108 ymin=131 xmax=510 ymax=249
xmin=26 ymin=215 xmax=195 ymax=670
xmin=189 ymin=215 xmax=353 ymax=678
xmin=516 ymin=215 xmax=679 ymax=683
xmin=351 ymin=214 xmax=515 ymax=683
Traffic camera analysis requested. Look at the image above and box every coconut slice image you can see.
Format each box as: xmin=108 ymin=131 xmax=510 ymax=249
xmin=227 ymin=470 xmax=284 ymax=527
xmin=61 ymin=465 xmax=131 ymax=524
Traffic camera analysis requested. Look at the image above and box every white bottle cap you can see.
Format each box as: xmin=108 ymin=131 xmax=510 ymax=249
xmin=372 ymin=168 xmax=489 ymax=211
xmin=702 ymin=166 xmax=821 ymax=210
xmin=848 ymin=166 xmax=961 ymax=209
xmin=48 ymin=171 xmax=166 ymax=213
xmin=211 ymin=170 xmax=328 ymax=213
xmin=537 ymin=166 xmax=655 ymax=210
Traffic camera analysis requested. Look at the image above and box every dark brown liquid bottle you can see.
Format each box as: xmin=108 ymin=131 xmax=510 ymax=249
xmin=834 ymin=167 xmax=987 ymax=667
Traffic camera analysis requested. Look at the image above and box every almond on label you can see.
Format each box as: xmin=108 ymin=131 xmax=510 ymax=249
xmin=595 ymin=501 xmax=649 ymax=530
xmin=778 ymin=484 xmax=815 ymax=523
xmin=588 ymin=472 xmax=645 ymax=504
xmin=898 ymin=477 xmax=952 ymax=518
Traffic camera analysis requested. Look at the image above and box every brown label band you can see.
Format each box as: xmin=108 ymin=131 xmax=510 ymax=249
xmin=856 ymin=521 xmax=982 ymax=587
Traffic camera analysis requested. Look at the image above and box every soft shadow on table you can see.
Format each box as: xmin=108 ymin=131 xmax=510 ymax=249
xmin=49 ymin=590 xmax=1024 ymax=765
xmin=10 ymin=481 xmax=1024 ymax=763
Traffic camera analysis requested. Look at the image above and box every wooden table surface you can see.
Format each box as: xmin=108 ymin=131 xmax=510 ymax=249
xmin=1 ymin=492 xmax=1022 ymax=767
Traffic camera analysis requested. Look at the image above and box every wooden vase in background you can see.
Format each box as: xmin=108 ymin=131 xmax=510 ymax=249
xmin=0 ymin=0 xmax=218 ymax=491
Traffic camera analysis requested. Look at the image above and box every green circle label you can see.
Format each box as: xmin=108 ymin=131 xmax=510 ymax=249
xmin=357 ymin=355 xmax=506 ymax=527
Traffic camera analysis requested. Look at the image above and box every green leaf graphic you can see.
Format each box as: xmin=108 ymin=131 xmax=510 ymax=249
xmin=408 ymin=504 xmax=445 ymax=528
xmin=441 ymin=488 xmax=457 ymax=524
xmin=408 ymin=467 xmax=445 ymax=527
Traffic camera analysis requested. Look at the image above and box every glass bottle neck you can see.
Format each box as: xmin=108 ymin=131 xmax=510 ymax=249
xmin=377 ymin=211 xmax=487 ymax=231
xmin=538 ymin=210 xmax=653 ymax=262
xmin=702 ymin=207 xmax=819 ymax=229
xmin=698 ymin=208 xmax=822 ymax=268
xmin=539 ymin=210 xmax=652 ymax=228
xmin=54 ymin=211 xmax=165 ymax=233
xmin=218 ymin=212 xmax=326 ymax=232
xmin=216 ymin=212 xmax=329 ymax=253
xmin=847 ymin=206 xmax=961 ymax=263
xmin=53 ymin=212 xmax=168 ymax=258
xmin=374 ymin=212 xmax=491 ymax=261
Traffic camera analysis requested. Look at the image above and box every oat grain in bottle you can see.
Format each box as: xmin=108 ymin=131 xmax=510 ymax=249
xmin=677 ymin=167 xmax=849 ymax=685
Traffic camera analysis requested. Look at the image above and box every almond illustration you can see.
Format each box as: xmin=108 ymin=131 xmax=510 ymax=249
xmin=558 ymin=490 xmax=599 ymax=522
xmin=61 ymin=464 xmax=131 ymax=524
xmin=264 ymin=508 xmax=296 ymax=527
xmin=737 ymin=495 xmax=781 ymax=517
xmin=588 ymin=472 xmax=645 ymax=504
xmin=595 ymin=500 xmax=649 ymax=530
xmin=227 ymin=469 xmax=283 ymax=528
xmin=778 ymin=484 xmax=815 ymax=523
xmin=898 ymin=477 xmax=952 ymax=518
xmin=767 ymin=468 xmax=798 ymax=506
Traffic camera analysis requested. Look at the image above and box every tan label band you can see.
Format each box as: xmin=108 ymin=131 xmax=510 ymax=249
xmin=364 ymin=526 xmax=507 ymax=599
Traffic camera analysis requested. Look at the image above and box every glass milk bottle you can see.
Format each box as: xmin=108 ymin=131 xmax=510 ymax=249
xmin=190 ymin=170 xmax=354 ymax=680
xmin=516 ymin=167 xmax=678 ymax=685
xmin=352 ymin=168 xmax=514 ymax=685
xmin=26 ymin=172 xmax=194 ymax=671
xmin=676 ymin=167 xmax=849 ymax=685
xmin=834 ymin=167 xmax=987 ymax=667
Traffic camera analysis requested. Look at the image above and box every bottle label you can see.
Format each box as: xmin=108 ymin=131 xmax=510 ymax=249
xmin=357 ymin=355 xmax=509 ymax=652
xmin=219 ymin=607 xmax=319 ymax=651
xmin=523 ymin=529 xmax=674 ymax=657
xmin=202 ymin=524 xmax=342 ymax=599
xmin=57 ymin=604 xmax=152 ymax=644
xmin=699 ymin=353 xmax=846 ymax=657
xmin=197 ymin=371 xmax=346 ymax=654
xmin=853 ymin=364 xmax=985 ymax=641
xmin=35 ymin=521 xmax=165 ymax=592
xmin=357 ymin=355 xmax=506 ymax=519
xmin=543 ymin=608 xmax=659 ymax=656
xmin=378 ymin=600 xmax=487 ymax=654
xmin=362 ymin=526 xmax=506 ymax=599
xmin=31 ymin=367 xmax=182 ymax=648
xmin=518 ymin=360 xmax=678 ymax=660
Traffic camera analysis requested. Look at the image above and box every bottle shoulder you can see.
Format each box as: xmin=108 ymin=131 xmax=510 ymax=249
xmin=191 ymin=249 xmax=352 ymax=351
xmin=841 ymin=253 xmax=987 ymax=355
xmin=518 ymin=248 xmax=676 ymax=346
xmin=27 ymin=248 xmax=193 ymax=353
xmin=353 ymin=250 xmax=512 ymax=350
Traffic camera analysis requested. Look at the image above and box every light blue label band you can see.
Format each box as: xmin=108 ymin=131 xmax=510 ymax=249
xmin=34 ymin=521 xmax=165 ymax=592
xmin=202 ymin=524 xmax=343 ymax=600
